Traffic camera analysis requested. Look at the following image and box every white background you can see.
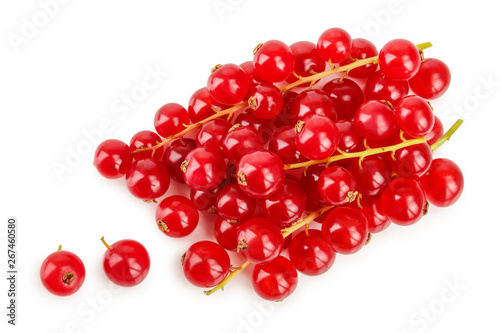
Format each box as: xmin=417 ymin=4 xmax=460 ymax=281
xmin=1 ymin=0 xmax=499 ymax=332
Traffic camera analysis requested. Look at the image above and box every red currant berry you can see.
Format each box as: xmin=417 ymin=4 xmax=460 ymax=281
xmin=420 ymin=158 xmax=464 ymax=207
xmin=359 ymin=195 xmax=391 ymax=234
xmin=222 ymin=124 xmax=264 ymax=164
xmin=289 ymin=89 xmax=337 ymax=122
xmin=155 ymin=195 xmax=199 ymax=237
xmin=289 ymin=229 xmax=336 ymax=276
xmin=425 ymin=115 xmax=444 ymax=146
xmin=94 ymin=139 xmax=133 ymax=179
xmin=239 ymin=61 xmax=262 ymax=85
xmin=348 ymin=157 xmax=392 ymax=196
xmin=317 ymin=27 xmax=352 ymax=63
xmin=274 ymin=90 xmax=299 ymax=128
xmin=237 ymin=150 xmax=285 ymax=198
xmin=162 ymin=138 xmax=197 ymax=183
xmin=252 ymin=256 xmax=298 ymax=301
xmin=340 ymin=38 xmax=378 ymax=78
xmin=295 ymin=114 xmax=339 ymax=161
xmin=269 ymin=125 xmax=305 ymax=164
xmin=261 ymin=179 xmax=307 ymax=226
xmin=188 ymin=87 xmax=223 ymax=123
xmin=154 ymin=103 xmax=189 ymax=138
xmin=207 ymin=63 xmax=250 ymax=105
xmin=101 ymin=237 xmax=150 ymax=287
xmin=381 ymin=178 xmax=426 ymax=226
xmin=248 ymin=83 xmax=284 ymax=119
xmin=300 ymin=164 xmax=328 ymax=206
xmin=286 ymin=41 xmax=325 ymax=85
xmin=182 ymin=241 xmax=230 ymax=288
xmin=216 ymin=183 xmax=256 ymax=222
xmin=233 ymin=107 xmax=274 ymax=143
xmin=236 ymin=217 xmax=284 ymax=264
xmin=190 ymin=186 xmax=220 ymax=213
xmin=253 ymin=40 xmax=295 ymax=83
xmin=129 ymin=130 xmax=164 ymax=161
xmin=196 ymin=119 xmax=231 ymax=152
xmin=391 ymin=143 xmax=433 ymax=179
xmin=322 ymin=78 xmax=364 ymax=121
xmin=214 ymin=216 xmax=240 ymax=252
xmin=318 ymin=166 xmax=357 ymax=205
xmin=354 ymin=100 xmax=398 ymax=143
xmin=40 ymin=246 xmax=85 ymax=296
xmin=126 ymin=157 xmax=170 ymax=200
xmin=182 ymin=147 xmax=226 ymax=191
xmin=409 ymin=58 xmax=451 ymax=99
xmin=395 ymin=95 xmax=434 ymax=137
xmin=335 ymin=120 xmax=364 ymax=153
xmin=364 ymin=71 xmax=409 ymax=106
xmin=321 ymin=207 xmax=368 ymax=255
xmin=379 ymin=39 xmax=421 ymax=80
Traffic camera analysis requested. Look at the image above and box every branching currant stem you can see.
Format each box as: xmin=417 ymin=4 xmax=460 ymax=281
xmin=132 ymin=42 xmax=433 ymax=154
xmin=430 ymin=119 xmax=463 ymax=152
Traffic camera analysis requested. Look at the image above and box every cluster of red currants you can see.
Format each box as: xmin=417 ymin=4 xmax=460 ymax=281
xmin=89 ymin=27 xmax=464 ymax=301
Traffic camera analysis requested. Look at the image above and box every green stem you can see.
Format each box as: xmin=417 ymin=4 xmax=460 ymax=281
xmin=430 ymin=119 xmax=463 ymax=151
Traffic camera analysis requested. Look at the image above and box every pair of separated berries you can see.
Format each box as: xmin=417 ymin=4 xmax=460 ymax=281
xmin=39 ymin=238 xmax=150 ymax=296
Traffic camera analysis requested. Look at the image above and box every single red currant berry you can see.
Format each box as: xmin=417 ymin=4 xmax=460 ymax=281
xmin=358 ymin=195 xmax=391 ymax=234
xmin=155 ymin=195 xmax=199 ymax=237
xmin=268 ymin=125 xmax=305 ymax=164
xmin=40 ymin=246 xmax=85 ymax=296
xmin=190 ymin=186 xmax=220 ymax=213
xmin=391 ymin=143 xmax=433 ymax=179
xmin=237 ymin=217 xmax=284 ymax=264
xmin=261 ymin=179 xmax=307 ymax=227
xmin=162 ymin=138 xmax=197 ymax=183
xmin=425 ymin=115 xmax=444 ymax=146
xmin=154 ymin=103 xmax=189 ymax=138
xmin=379 ymin=39 xmax=421 ymax=80
xmin=340 ymin=38 xmax=378 ymax=78
xmin=248 ymin=83 xmax=284 ymax=119
xmin=182 ymin=147 xmax=226 ymax=191
xmin=321 ymin=207 xmax=368 ymax=255
xmin=354 ymin=100 xmax=398 ymax=143
xmin=222 ymin=124 xmax=264 ymax=164
xmin=300 ymin=164 xmax=328 ymax=206
xmin=395 ymin=95 xmax=434 ymax=137
xmin=381 ymin=178 xmax=426 ymax=226
xmin=348 ymin=157 xmax=392 ymax=196
xmin=196 ymin=119 xmax=231 ymax=152
xmin=317 ymin=27 xmax=352 ymax=63
xmin=287 ymin=41 xmax=325 ymax=85
xmin=295 ymin=114 xmax=339 ymax=161
xmin=207 ymin=63 xmax=250 ymax=105
xmin=188 ymin=87 xmax=223 ymax=123
xmin=252 ymin=256 xmax=298 ymax=301
xmin=101 ymin=237 xmax=150 ymax=287
xmin=318 ymin=166 xmax=357 ymax=205
xmin=289 ymin=229 xmax=336 ymax=276
xmin=94 ymin=139 xmax=133 ymax=179
xmin=289 ymin=89 xmax=337 ymax=122
xmin=214 ymin=216 xmax=240 ymax=252
xmin=129 ymin=130 xmax=164 ymax=161
xmin=322 ymin=78 xmax=364 ymax=121
xmin=364 ymin=71 xmax=409 ymax=106
xmin=216 ymin=183 xmax=256 ymax=222
xmin=274 ymin=90 xmax=300 ymax=128
xmin=126 ymin=157 xmax=170 ymax=200
xmin=233 ymin=107 xmax=274 ymax=143
xmin=239 ymin=61 xmax=262 ymax=85
xmin=335 ymin=120 xmax=364 ymax=153
xmin=182 ymin=241 xmax=230 ymax=288
xmin=409 ymin=58 xmax=451 ymax=99
xmin=420 ymin=158 xmax=464 ymax=207
xmin=237 ymin=150 xmax=285 ymax=198
xmin=253 ymin=40 xmax=295 ymax=83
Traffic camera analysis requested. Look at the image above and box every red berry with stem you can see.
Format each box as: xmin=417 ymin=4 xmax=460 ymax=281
xmin=289 ymin=89 xmax=337 ymax=122
xmin=155 ymin=195 xmax=199 ymax=237
xmin=126 ymin=157 xmax=170 ymax=200
xmin=354 ymin=100 xmax=398 ymax=143
xmin=182 ymin=241 xmax=230 ymax=288
xmin=222 ymin=124 xmax=264 ymax=164
xmin=196 ymin=118 xmax=231 ymax=152
xmin=162 ymin=138 xmax=197 ymax=183
xmin=409 ymin=58 xmax=451 ymax=99
xmin=395 ymin=95 xmax=434 ymax=137
xmin=358 ymin=194 xmax=391 ymax=234
xmin=40 ymin=246 xmax=85 ymax=296
xmin=253 ymin=40 xmax=294 ymax=83
xmin=182 ymin=147 xmax=226 ymax=191
xmin=295 ymin=114 xmax=339 ymax=161
xmin=348 ymin=157 xmax=392 ymax=196
xmin=318 ymin=166 xmax=357 ymax=205
xmin=321 ymin=207 xmax=368 ymax=255
xmin=188 ymin=87 xmax=223 ymax=123
xmin=190 ymin=186 xmax=220 ymax=213
xmin=391 ymin=143 xmax=433 ymax=179
xmin=379 ymin=39 xmax=421 ymax=80
xmin=207 ymin=63 xmax=250 ymax=105
xmin=154 ymin=103 xmax=190 ymax=138
xmin=216 ymin=183 xmax=256 ymax=222
xmin=101 ymin=237 xmax=150 ymax=287
xmin=237 ymin=150 xmax=285 ymax=198
xmin=322 ymin=78 xmax=364 ymax=121
xmin=268 ymin=125 xmax=305 ymax=164
xmin=214 ymin=216 xmax=240 ymax=252
xmin=381 ymin=178 xmax=427 ymax=226
xmin=340 ymin=38 xmax=378 ymax=78
xmin=286 ymin=41 xmax=325 ymax=85
xmin=420 ymin=158 xmax=464 ymax=207
xmin=425 ymin=115 xmax=444 ymax=146
xmin=261 ymin=179 xmax=307 ymax=227
xmin=252 ymin=256 xmax=298 ymax=301
xmin=248 ymin=83 xmax=284 ymax=119
xmin=94 ymin=139 xmax=133 ymax=179
xmin=236 ymin=217 xmax=284 ymax=264
xmin=289 ymin=229 xmax=336 ymax=276
xmin=317 ymin=27 xmax=352 ymax=63
xmin=364 ymin=71 xmax=409 ymax=106
xmin=129 ymin=130 xmax=164 ymax=161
